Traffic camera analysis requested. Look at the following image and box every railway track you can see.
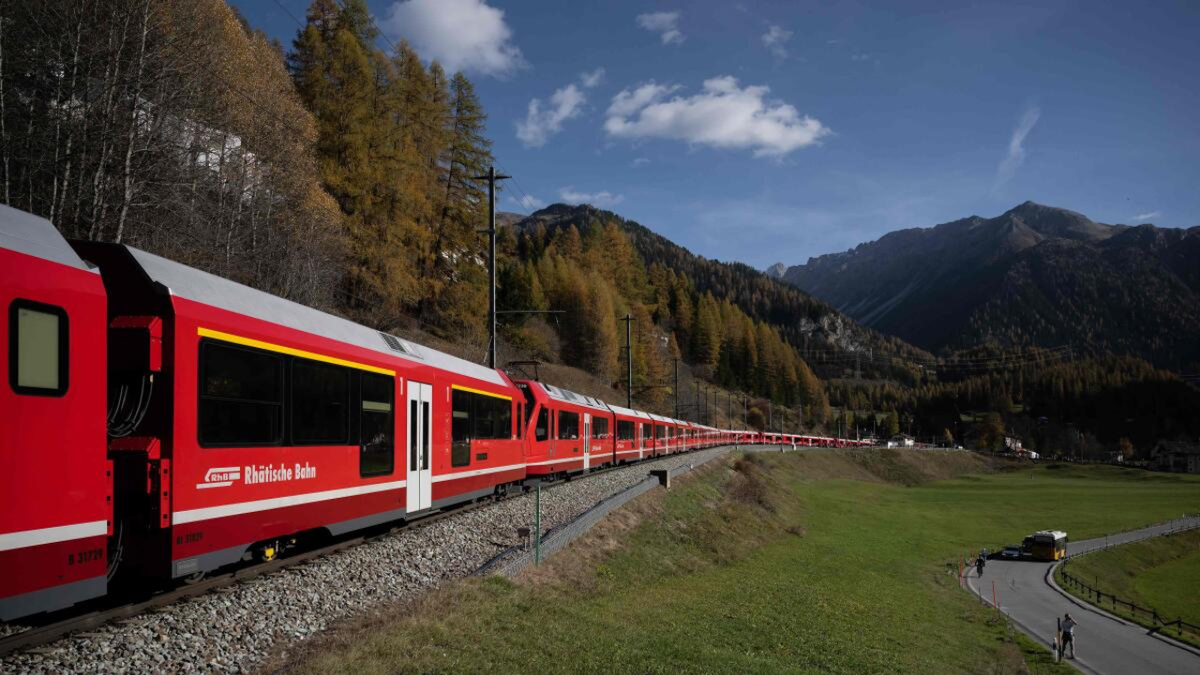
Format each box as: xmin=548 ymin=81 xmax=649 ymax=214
xmin=0 ymin=452 xmax=682 ymax=658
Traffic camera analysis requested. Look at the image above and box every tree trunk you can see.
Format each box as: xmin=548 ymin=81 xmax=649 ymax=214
xmin=114 ymin=0 xmax=152 ymax=244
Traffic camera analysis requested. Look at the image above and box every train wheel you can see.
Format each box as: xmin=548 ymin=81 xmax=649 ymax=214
xmin=182 ymin=571 xmax=207 ymax=585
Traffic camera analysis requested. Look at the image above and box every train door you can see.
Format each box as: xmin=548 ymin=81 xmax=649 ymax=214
xmin=406 ymin=381 xmax=433 ymax=514
xmin=583 ymin=412 xmax=591 ymax=470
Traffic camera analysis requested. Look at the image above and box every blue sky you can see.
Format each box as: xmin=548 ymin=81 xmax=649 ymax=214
xmin=235 ymin=0 xmax=1200 ymax=269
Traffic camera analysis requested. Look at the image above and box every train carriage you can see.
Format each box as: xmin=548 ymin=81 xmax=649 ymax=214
xmin=516 ymin=381 xmax=612 ymax=477
xmin=72 ymin=241 xmax=525 ymax=583
xmin=646 ymin=414 xmax=675 ymax=455
xmin=607 ymin=404 xmax=651 ymax=463
xmin=0 ymin=206 xmax=109 ymax=620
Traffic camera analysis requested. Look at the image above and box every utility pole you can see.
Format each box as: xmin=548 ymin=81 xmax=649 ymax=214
xmin=704 ymin=385 xmax=709 ymax=425
xmin=673 ymin=358 xmax=679 ymax=419
xmin=693 ymin=380 xmax=699 ymax=423
xmin=727 ymin=391 xmax=732 ymax=426
xmin=621 ymin=314 xmax=634 ymax=408
xmin=743 ymin=395 xmax=748 ymax=427
xmin=768 ymin=400 xmax=772 ymax=432
xmin=473 ymin=166 xmax=510 ymax=369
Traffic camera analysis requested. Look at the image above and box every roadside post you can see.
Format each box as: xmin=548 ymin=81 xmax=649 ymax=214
xmin=535 ymin=482 xmax=542 ymax=566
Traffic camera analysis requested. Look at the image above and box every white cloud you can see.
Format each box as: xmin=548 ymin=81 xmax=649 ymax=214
xmin=1133 ymin=210 xmax=1161 ymax=222
xmin=606 ymin=82 xmax=680 ymax=118
xmin=580 ymin=68 xmax=606 ymax=88
xmin=559 ymin=186 xmax=624 ymax=208
xmin=383 ymin=0 xmax=525 ymax=77
xmin=516 ymin=84 xmax=586 ymax=148
xmin=631 ymin=157 xmax=650 ymax=168
xmin=637 ymin=11 xmax=684 ymax=46
xmin=992 ymin=106 xmax=1040 ymax=193
xmin=604 ymin=76 xmax=831 ymax=158
xmin=762 ymin=25 xmax=793 ymax=60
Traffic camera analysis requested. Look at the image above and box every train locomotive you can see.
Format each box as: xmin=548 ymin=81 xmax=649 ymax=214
xmin=0 ymin=204 xmax=865 ymax=622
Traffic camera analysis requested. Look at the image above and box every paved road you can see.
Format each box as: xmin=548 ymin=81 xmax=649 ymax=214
xmin=966 ymin=517 xmax=1200 ymax=675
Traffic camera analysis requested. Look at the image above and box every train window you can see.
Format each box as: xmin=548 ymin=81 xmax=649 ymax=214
xmin=640 ymin=423 xmax=650 ymax=442
xmin=452 ymin=388 xmax=512 ymax=441
xmin=617 ymin=420 xmax=634 ymax=441
xmin=9 ymin=300 xmax=69 ymax=397
xmin=535 ymin=408 xmax=549 ymax=442
xmin=656 ymin=425 xmax=667 ymax=439
xmin=451 ymin=390 xmax=471 ymax=468
xmin=557 ymin=410 xmax=579 ymax=440
xmin=593 ymin=417 xmax=609 ymax=439
xmin=291 ymin=359 xmax=350 ymax=444
xmin=410 ymin=400 xmax=419 ymax=472
xmin=451 ymin=388 xmax=513 ymax=467
xmin=359 ymin=372 xmax=394 ymax=476
xmin=198 ymin=341 xmax=283 ymax=446
xmin=422 ymin=401 xmax=430 ymax=469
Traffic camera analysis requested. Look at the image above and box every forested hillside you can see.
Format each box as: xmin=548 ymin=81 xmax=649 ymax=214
xmin=516 ymin=204 xmax=932 ymax=383
xmin=496 ymin=215 xmax=831 ymax=420
xmin=1 ymin=0 xmax=343 ymax=306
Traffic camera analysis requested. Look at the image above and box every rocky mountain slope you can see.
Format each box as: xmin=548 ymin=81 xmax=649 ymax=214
xmin=781 ymin=202 xmax=1200 ymax=370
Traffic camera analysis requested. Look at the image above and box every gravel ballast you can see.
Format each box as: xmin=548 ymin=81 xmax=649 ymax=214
xmin=2 ymin=449 xmax=735 ymax=674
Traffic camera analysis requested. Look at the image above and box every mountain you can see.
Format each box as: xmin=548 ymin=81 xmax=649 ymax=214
xmin=496 ymin=211 xmax=525 ymax=228
xmin=781 ymin=202 xmax=1200 ymax=370
xmin=511 ymin=204 xmax=932 ymax=383
xmin=765 ymin=262 xmax=787 ymax=280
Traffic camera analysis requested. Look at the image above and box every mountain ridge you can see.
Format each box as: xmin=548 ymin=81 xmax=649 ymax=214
xmin=781 ymin=202 xmax=1200 ymax=370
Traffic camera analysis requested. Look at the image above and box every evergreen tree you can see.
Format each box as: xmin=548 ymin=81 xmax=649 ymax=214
xmin=884 ymin=410 xmax=900 ymax=437
xmin=291 ymin=0 xmax=423 ymax=324
xmin=427 ymin=70 xmax=492 ymax=330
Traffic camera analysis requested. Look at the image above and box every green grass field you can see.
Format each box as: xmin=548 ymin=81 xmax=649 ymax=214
xmin=288 ymin=451 xmax=1200 ymax=675
xmin=1056 ymin=528 xmax=1200 ymax=647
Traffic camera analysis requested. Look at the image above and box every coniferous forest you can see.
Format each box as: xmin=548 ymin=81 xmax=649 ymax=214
xmin=2 ymin=0 xmax=1197 ymax=458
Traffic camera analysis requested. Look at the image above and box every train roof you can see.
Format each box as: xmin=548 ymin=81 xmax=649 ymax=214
xmin=0 ymin=204 xmax=89 ymax=270
xmin=537 ymin=382 xmax=610 ymax=412
xmin=124 ymin=246 xmax=508 ymax=387
xmin=606 ymin=403 xmax=652 ymax=419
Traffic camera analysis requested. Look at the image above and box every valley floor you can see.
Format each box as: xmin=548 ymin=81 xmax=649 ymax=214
xmin=280 ymin=451 xmax=1200 ymax=675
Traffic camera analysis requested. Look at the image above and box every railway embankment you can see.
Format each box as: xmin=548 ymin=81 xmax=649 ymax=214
xmin=282 ymin=451 xmax=1200 ymax=675
xmin=1 ymin=452 xmax=716 ymax=675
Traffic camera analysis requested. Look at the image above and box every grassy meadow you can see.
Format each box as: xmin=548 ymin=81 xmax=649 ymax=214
xmin=1056 ymin=527 xmax=1200 ymax=647
xmin=286 ymin=451 xmax=1200 ymax=675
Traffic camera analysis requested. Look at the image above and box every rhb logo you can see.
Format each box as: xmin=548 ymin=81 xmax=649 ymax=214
xmin=197 ymin=466 xmax=241 ymax=489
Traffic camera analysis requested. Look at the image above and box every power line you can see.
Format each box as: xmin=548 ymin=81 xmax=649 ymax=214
xmin=269 ymin=0 xmax=306 ymax=30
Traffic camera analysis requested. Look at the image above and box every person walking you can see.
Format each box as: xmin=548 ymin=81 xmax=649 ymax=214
xmin=1059 ymin=612 xmax=1078 ymax=659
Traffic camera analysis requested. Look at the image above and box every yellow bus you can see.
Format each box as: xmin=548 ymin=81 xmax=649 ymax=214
xmin=1024 ymin=530 xmax=1068 ymax=561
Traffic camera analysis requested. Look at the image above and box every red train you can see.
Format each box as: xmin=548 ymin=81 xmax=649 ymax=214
xmin=0 ymin=205 xmax=861 ymax=621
